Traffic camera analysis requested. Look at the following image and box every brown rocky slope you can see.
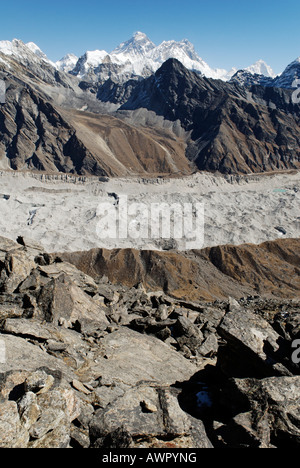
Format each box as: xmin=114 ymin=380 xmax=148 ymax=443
xmin=60 ymin=238 xmax=300 ymax=302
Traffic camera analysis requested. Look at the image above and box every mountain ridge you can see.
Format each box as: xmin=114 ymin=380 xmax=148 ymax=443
xmin=0 ymin=34 xmax=278 ymax=84
xmin=60 ymin=238 xmax=300 ymax=301
xmin=0 ymin=42 xmax=299 ymax=177
xmin=1 ymin=33 xmax=299 ymax=91
xmin=119 ymin=58 xmax=300 ymax=174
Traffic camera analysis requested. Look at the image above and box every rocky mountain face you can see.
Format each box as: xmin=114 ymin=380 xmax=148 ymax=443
xmin=119 ymin=59 xmax=300 ymax=174
xmin=0 ymin=235 xmax=299 ymax=448
xmin=0 ymin=52 xmax=192 ymax=176
xmin=0 ymin=38 xmax=299 ymax=176
xmin=231 ymin=57 xmax=300 ymax=89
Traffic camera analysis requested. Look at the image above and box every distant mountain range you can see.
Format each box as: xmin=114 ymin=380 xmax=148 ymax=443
xmin=0 ymin=32 xmax=285 ymax=84
xmin=0 ymin=33 xmax=299 ymax=177
xmin=1 ymin=32 xmax=299 ymax=90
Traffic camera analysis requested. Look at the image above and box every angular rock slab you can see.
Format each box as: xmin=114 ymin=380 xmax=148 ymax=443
xmin=218 ymin=308 xmax=284 ymax=377
xmin=232 ymin=376 xmax=300 ymax=447
xmin=91 ymin=328 xmax=200 ymax=387
xmin=0 ymin=333 xmax=75 ymax=381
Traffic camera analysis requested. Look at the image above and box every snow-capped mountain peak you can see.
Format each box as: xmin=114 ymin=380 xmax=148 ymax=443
xmin=111 ymin=31 xmax=156 ymax=61
xmin=0 ymin=39 xmax=56 ymax=68
xmin=84 ymin=50 xmax=109 ymax=67
xmin=245 ymin=59 xmax=276 ymax=78
xmin=67 ymin=32 xmax=240 ymax=82
xmin=0 ymin=39 xmax=27 ymax=57
xmin=26 ymin=42 xmax=47 ymax=59
xmin=150 ymin=38 xmax=224 ymax=79
xmin=2 ymin=33 xmax=293 ymax=90
xmin=272 ymin=56 xmax=300 ymax=88
xmin=55 ymin=53 xmax=79 ymax=73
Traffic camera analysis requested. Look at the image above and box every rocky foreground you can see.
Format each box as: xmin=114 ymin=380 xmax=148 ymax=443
xmin=0 ymin=235 xmax=300 ymax=448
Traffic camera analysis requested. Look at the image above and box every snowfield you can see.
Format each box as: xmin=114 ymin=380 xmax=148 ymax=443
xmin=0 ymin=170 xmax=299 ymax=253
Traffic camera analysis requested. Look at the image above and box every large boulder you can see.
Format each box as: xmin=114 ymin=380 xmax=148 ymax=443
xmin=88 ymin=327 xmax=200 ymax=387
xmin=0 ymin=368 xmax=81 ymax=448
xmin=0 ymin=333 xmax=75 ymax=381
xmin=37 ymin=272 xmax=109 ymax=332
xmin=215 ymin=376 xmax=300 ymax=448
xmin=0 ymin=400 xmax=29 ymax=448
xmin=90 ymin=384 xmax=213 ymax=448
xmin=217 ymin=307 xmax=289 ymax=377
xmin=0 ymin=249 xmax=36 ymax=294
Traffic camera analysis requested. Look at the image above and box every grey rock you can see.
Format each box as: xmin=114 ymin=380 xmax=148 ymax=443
xmin=29 ymin=423 xmax=71 ymax=448
xmin=90 ymin=384 xmax=213 ymax=448
xmin=218 ymin=308 xmax=286 ymax=377
xmin=0 ymin=249 xmax=36 ymax=293
xmin=229 ymin=376 xmax=300 ymax=448
xmin=18 ymin=392 xmax=40 ymax=430
xmin=195 ymin=307 xmax=225 ymax=329
xmin=0 ymin=294 xmax=28 ymax=320
xmin=0 ymin=370 xmax=30 ymax=400
xmin=0 ymin=400 xmax=29 ymax=448
xmin=0 ymin=333 xmax=75 ymax=381
xmin=24 ymin=370 xmax=55 ymax=394
xmin=90 ymin=327 xmax=199 ymax=387
xmin=46 ymin=340 xmax=67 ymax=352
xmin=198 ymin=334 xmax=219 ymax=357
xmin=94 ymin=385 xmax=125 ymax=409
xmin=70 ymin=425 xmax=90 ymax=448
xmin=29 ymin=407 xmax=67 ymax=439
xmin=37 ymin=272 xmax=109 ymax=332
xmin=37 ymin=262 xmax=99 ymax=296
xmin=173 ymin=316 xmax=204 ymax=358
xmin=2 ymin=318 xmax=54 ymax=341
xmin=72 ymin=379 xmax=91 ymax=395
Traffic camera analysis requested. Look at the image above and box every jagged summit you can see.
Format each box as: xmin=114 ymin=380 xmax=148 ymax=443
xmin=112 ymin=31 xmax=156 ymax=58
xmin=64 ymin=32 xmax=237 ymax=82
xmin=245 ymin=59 xmax=276 ymax=78
xmin=231 ymin=56 xmax=300 ymax=89
xmin=155 ymin=57 xmax=189 ymax=74
xmin=1 ymin=34 xmax=294 ymax=88
xmin=273 ymin=56 xmax=300 ymax=88
xmin=0 ymin=39 xmax=55 ymax=67
xmin=55 ymin=53 xmax=78 ymax=73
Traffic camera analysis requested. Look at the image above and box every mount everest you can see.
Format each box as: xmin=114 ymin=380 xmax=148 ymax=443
xmin=58 ymin=31 xmax=277 ymax=83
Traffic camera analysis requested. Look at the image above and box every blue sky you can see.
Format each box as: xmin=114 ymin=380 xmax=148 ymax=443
xmin=1 ymin=0 xmax=300 ymax=74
